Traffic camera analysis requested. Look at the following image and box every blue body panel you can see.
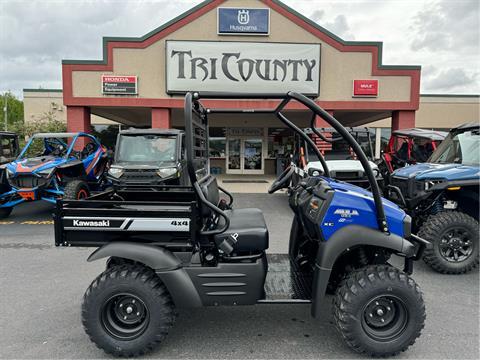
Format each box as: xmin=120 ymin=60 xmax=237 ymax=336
xmin=0 ymin=132 xmax=106 ymax=208
xmin=392 ymin=163 xmax=479 ymax=181
xmin=319 ymin=178 xmax=406 ymax=240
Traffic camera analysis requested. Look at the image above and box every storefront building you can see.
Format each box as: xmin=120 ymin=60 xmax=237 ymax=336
xmin=23 ymin=0 xmax=479 ymax=175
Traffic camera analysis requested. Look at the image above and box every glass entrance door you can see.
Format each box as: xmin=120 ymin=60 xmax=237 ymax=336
xmin=227 ymin=138 xmax=263 ymax=174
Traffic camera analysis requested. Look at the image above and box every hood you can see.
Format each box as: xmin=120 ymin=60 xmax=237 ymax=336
xmin=392 ymin=163 xmax=480 ymax=181
xmin=306 ymin=160 xmax=378 ymax=172
xmin=7 ymin=156 xmax=67 ymax=175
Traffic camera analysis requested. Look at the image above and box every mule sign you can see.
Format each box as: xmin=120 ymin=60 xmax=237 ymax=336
xmin=166 ymin=41 xmax=321 ymax=95
xmin=218 ymin=7 xmax=270 ymax=35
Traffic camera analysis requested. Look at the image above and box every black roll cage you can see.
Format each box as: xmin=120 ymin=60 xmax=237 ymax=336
xmin=184 ymin=91 xmax=389 ymax=234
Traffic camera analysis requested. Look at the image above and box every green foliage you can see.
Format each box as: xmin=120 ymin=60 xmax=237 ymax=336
xmin=91 ymin=125 xmax=120 ymax=149
xmin=10 ymin=110 xmax=67 ymax=152
xmin=0 ymin=92 xmax=24 ymax=130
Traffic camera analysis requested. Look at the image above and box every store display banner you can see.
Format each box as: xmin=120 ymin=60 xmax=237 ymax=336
xmin=218 ymin=8 xmax=269 ymax=35
xmin=102 ymin=75 xmax=137 ymax=95
xmin=166 ymin=41 xmax=321 ymax=95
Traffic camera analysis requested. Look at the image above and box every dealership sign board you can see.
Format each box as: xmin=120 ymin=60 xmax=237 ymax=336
xmin=102 ymin=75 xmax=137 ymax=95
xmin=218 ymin=8 xmax=270 ymax=35
xmin=352 ymin=79 xmax=378 ymax=97
xmin=166 ymin=41 xmax=321 ymax=95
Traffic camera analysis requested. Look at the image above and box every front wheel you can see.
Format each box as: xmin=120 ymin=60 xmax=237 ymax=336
xmin=0 ymin=207 xmax=12 ymax=219
xmin=333 ymin=265 xmax=425 ymax=357
xmin=82 ymin=265 xmax=175 ymax=357
xmin=419 ymin=211 xmax=479 ymax=274
xmin=63 ymin=179 xmax=90 ymax=200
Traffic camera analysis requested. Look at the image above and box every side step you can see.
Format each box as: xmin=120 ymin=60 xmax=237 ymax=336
xmin=259 ymin=254 xmax=313 ymax=304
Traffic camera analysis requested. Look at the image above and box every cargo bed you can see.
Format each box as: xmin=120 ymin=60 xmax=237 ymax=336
xmin=54 ymin=186 xmax=198 ymax=249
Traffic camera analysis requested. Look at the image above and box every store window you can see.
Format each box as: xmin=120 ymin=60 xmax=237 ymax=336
xmin=267 ymin=128 xmax=294 ymax=158
xmin=209 ymin=127 xmax=226 ymax=158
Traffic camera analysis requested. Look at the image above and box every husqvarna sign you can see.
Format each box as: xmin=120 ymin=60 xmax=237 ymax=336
xmin=166 ymin=40 xmax=321 ymax=95
xmin=218 ymin=7 xmax=269 ymax=35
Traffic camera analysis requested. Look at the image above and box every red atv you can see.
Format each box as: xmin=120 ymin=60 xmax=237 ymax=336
xmin=379 ymin=128 xmax=447 ymax=178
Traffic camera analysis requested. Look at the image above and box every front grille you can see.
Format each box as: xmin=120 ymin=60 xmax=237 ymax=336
xmin=121 ymin=169 xmax=158 ymax=182
xmin=333 ymin=171 xmax=362 ymax=180
xmin=391 ymin=176 xmax=410 ymax=197
xmin=10 ymin=175 xmax=49 ymax=189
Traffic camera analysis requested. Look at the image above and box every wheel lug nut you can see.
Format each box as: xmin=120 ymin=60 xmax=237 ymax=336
xmin=369 ymin=313 xmax=373 ymax=318
xmin=375 ymin=302 xmax=379 ymax=306
xmin=387 ymin=306 xmax=391 ymax=311
xmin=123 ymin=316 xmax=127 ymax=320
xmin=381 ymin=318 xmax=385 ymax=323
xmin=132 ymin=300 xmax=135 ymax=304
xmin=119 ymin=304 xmax=123 ymax=308
xmin=136 ymin=312 xmax=140 ymax=316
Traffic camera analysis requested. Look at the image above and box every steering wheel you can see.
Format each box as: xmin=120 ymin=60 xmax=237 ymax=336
xmin=51 ymin=145 xmax=65 ymax=157
xmin=268 ymin=166 xmax=295 ymax=194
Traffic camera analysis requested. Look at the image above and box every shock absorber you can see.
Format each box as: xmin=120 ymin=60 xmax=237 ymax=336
xmin=357 ymin=247 xmax=369 ymax=266
xmin=430 ymin=197 xmax=444 ymax=215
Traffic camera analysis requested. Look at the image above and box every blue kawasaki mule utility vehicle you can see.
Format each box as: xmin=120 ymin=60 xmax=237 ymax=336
xmin=0 ymin=132 xmax=109 ymax=218
xmin=388 ymin=123 xmax=479 ymax=274
xmin=54 ymin=92 xmax=429 ymax=357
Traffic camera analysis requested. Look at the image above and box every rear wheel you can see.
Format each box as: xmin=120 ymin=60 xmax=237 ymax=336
xmin=420 ymin=211 xmax=479 ymax=274
xmin=82 ymin=264 xmax=175 ymax=357
xmin=0 ymin=207 xmax=12 ymax=219
xmin=63 ymin=179 xmax=90 ymax=200
xmin=333 ymin=265 xmax=425 ymax=357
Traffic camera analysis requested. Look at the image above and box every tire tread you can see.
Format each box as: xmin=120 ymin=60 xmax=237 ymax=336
xmin=82 ymin=264 xmax=174 ymax=357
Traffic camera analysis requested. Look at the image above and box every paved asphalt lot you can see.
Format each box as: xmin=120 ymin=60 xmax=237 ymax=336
xmin=0 ymin=195 xmax=479 ymax=359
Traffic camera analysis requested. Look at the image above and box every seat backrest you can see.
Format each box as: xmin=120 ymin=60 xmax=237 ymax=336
xmin=198 ymin=175 xmax=220 ymax=217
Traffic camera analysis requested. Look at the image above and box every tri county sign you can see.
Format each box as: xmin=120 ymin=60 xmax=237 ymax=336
xmin=166 ymin=41 xmax=321 ymax=95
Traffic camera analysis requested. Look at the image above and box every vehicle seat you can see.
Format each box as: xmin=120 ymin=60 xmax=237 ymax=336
xmin=214 ymin=208 xmax=269 ymax=253
xmin=198 ymin=175 xmax=269 ymax=253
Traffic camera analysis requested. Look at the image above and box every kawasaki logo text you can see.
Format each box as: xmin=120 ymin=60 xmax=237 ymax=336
xmin=73 ymin=220 xmax=110 ymax=227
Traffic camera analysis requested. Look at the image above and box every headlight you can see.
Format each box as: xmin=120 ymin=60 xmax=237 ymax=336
xmin=108 ymin=167 xmax=124 ymax=179
xmin=37 ymin=168 xmax=54 ymax=178
xmin=424 ymin=180 xmax=444 ymax=191
xmin=157 ymin=167 xmax=178 ymax=178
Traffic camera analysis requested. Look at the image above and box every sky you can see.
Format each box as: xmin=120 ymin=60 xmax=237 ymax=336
xmin=0 ymin=0 xmax=479 ymax=98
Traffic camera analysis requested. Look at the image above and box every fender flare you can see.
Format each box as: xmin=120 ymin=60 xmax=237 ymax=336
xmin=88 ymin=242 xmax=202 ymax=308
xmin=311 ymin=225 xmax=415 ymax=318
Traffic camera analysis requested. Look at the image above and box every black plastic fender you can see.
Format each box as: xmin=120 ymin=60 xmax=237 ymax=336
xmin=311 ymin=225 xmax=415 ymax=318
xmin=87 ymin=242 xmax=202 ymax=308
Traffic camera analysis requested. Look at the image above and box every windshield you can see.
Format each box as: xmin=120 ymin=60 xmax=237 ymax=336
xmin=429 ymin=129 xmax=480 ymax=166
xmin=117 ymin=134 xmax=177 ymax=163
xmin=1 ymin=135 xmax=17 ymax=161
xmin=19 ymin=137 xmax=70 ymax=159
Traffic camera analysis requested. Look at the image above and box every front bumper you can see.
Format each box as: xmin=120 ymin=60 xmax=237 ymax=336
xmin=108 ymin=174 xmax=180 ymax=187
xmin=0 ymin=178 xmax=63 ymax=208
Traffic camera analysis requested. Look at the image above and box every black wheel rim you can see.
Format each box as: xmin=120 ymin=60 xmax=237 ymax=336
xmin=101 ymin=293 xmax=150 ymax=340
xmin=439 ymin=227 xmax=473 ymax=263
xmin=362 ymin=295 xmax=408 ymax=342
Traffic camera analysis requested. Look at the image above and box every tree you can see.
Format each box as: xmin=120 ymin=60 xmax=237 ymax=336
xmin=0 ymin=92 xmax=24 ymax=131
